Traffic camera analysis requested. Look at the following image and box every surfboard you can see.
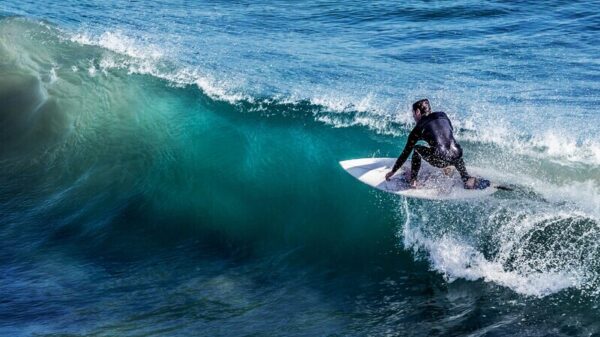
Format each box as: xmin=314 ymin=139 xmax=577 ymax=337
xmin=339 ymin=157 xmax=497 ymax=200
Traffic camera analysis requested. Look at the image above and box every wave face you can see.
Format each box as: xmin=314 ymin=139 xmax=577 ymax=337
xmin=0 ymin=2 xmax=599 ymax=335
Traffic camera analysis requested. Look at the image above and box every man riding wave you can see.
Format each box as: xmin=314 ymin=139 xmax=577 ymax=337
xmin=385 ymin=99 xmax=479 ymax=189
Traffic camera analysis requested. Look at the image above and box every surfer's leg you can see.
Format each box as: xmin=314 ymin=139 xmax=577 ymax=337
xmin=453 ymin=158 xmax=471 ymax=182
xmin=454 ymin=158 xmax=471 ymax=183
xmin=410 ymin=146 xmax=424 ymax=182
xmin=415 ymin=145 xmax=448 ymax=168
xmin=453 ymin=158 xmax=477 ymax=188
xmin=413 ymin=145 xmax=447 ymax=182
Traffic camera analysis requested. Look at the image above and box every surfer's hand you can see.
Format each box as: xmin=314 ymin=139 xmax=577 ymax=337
xmin=385 ymin=171 xmax=395 ymax=181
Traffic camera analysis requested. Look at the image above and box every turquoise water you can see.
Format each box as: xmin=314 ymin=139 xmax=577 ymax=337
xmin=0 ymin=1 xmax=599 ymax=335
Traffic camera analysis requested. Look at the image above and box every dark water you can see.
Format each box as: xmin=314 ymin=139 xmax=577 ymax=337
xmin=0 ymin=1 xmax=599 ymax=336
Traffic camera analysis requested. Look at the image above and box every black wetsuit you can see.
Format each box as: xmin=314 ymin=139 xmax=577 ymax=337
xmin=392 ymin=111 xmax=470 ymax=182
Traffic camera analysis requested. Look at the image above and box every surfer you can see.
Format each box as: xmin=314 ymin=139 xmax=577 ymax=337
xmin=385 ymin=99 xmax=478 ymax=189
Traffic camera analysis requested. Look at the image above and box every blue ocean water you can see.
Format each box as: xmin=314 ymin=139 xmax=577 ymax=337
xmin=0 ymin=1 xmax=599 ymax=335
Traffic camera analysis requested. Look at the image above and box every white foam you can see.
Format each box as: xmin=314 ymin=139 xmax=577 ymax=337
xmin=71 ymin=31 xmax=163 ymax=60
xmin=458 ymin=123 xmax=600 ymax=167
xmin=308 ymin=93 xmax=415 ymax=136
xmin=470 ymin=165 xmax=600 ymax=221
xmin=193 ymin=73 xmax=251 ymax=104
xmin=309 ymin=93 xmax=382 ymax=115
xmin=70 ymin=30 xmax=249 ymax=104
xmin=535 ymin=180 xmax=600 ymax=220
xmin=532 ymin=132 xmax=600 ymax=165
xmin=400 ymin=200 xmax=585 ymax=297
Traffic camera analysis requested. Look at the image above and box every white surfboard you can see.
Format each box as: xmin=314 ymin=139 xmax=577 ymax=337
xmin=339 ymin=158 xmax=497 ymax=200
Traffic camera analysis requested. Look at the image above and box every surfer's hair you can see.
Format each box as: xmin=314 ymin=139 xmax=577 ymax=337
xmin=412 ymin=99 xmax=431 ymax=116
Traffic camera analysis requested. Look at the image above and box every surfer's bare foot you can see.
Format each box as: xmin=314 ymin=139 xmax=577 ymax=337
xmin=464 ymin=177 xmax=476 ymax=189
xmin=442 ymin=166 xmax=453 ymax=176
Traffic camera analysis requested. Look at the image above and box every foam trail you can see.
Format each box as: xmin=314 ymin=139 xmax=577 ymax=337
xmin=400 ymin=205 xmax=583 ymax=297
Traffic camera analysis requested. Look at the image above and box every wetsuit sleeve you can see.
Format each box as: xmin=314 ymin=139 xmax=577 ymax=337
xmin=391 ymin=129 xmax=419 ymax=172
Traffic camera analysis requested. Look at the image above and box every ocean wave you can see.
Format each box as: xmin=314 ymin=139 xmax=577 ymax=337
xmin=3 ymin=16 xmax=599 ymax=299
xmin=400 ymin=199 xmax=599 ymax=297
xmin=63 ymin=24 xmax=600 ymax=169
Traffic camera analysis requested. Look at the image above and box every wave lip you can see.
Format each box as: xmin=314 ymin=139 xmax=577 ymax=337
xmin=69 ymin=30 xmax=251 ymax=104
xmin=63 ymin=23 xmax=600 ymax=170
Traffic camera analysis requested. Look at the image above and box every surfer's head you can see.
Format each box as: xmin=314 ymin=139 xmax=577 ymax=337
xmin=412 ymin=99 xmax=431 ymax=121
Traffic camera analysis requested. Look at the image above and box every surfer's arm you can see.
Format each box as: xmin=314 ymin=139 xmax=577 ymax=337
xmin=390 ymin=130 xmax=418 ymax=173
